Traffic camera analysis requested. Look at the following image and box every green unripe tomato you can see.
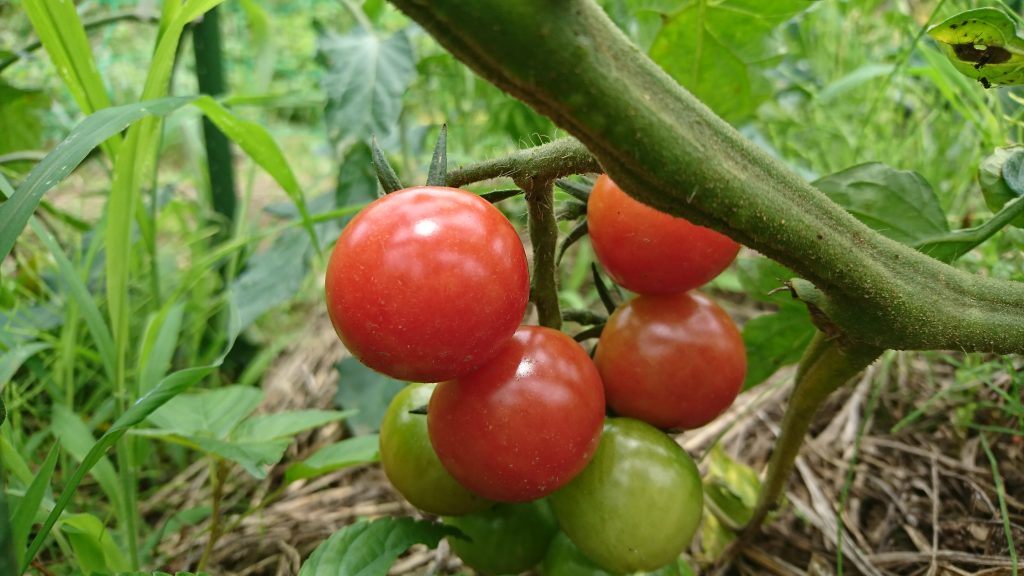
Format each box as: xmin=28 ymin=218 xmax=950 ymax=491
xmin=446 ymin=500 xmax=559 ymax=575
xmin=550 ymin=418 xmax=703 ymax=574
xmin=379 ymin=383 xmax=492 ymax=516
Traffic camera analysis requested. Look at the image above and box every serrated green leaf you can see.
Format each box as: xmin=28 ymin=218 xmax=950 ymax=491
xmin=299 ymin=517 xmax=457 ymax=576
xmin=928 ymin=8 xmax=1024 ymax=88
xmin=286 ymin=435 xmax=380 ymax=483
xmin=813 ymin=162 xmax=949 ymax=245
xmin=234 ymin=410 xmax=355 ymax=443
xmin=334 ymin=357 xmax=405 ymax=436
xmin=62 ymin=513 xmax=130 ymax=574
xmin=649 ymin=1 xmax=810 ymax=122
xmin=147 ymin=385 xmax=264 ymax=439
xmin=317 ymin=26 xmax=417 ymax=149
xmin=742 ymin=304 xmax=816 ymax=390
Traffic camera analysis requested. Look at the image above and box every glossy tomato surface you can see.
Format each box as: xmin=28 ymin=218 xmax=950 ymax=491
xmin=379 ymin=383 xmax=492 ymax=516
xmin=595 ymin=291 xmax=746 ymax=430
xmin=445 ymin=500 xmax=558 ymax=575
xmin=325 ymin=186 xmax=529 ymax=383
xmin=428 ymin=326 xmax=605 ymax=502
xmin=587 ymin=174 xmax=739 ymax=295
xmin=550 ymin=418 xmax=703 ymax=574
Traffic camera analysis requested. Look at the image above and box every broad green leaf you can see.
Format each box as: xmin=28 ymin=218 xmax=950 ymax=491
xmin=334 ymin=357 xmax=406 ymax=435
xmin=286 ymin=435 xmax=381 ymax=483
xmin=0 ymin=342 xmax=50 ymax=392
xmin=187 ymin=436 xmax=290 ymax=479
xmin=61 ymin=513 xmax=131 ymax=574
xmin=299 ymin=517 xmax=457 ymax=576
xmin=813 ymin=163 xmax=949 ymax=245
xmin=735 ymin=256 xmax=797 ymax=303
xmin=234 ymin=410 xmax=355 ymax=443
xmin=23 ymin=306 xmax=241 ymax=572
xmin=21 ymin=0 xmax=118 ymax=157
xmin=928 ymin=8 xmax=1024 ymax=88
xmin=11 ymin=445 xmax=58 ymax=568
xmin=228 ymin=230 xmax=311 ymax=331
xmin=979 ymin=147 xmax=1024 ymax=228
xmin=649 ymin=1 xmax=810 ymax=122
xmin=51 ymin=406 xmax=125 ymax=517
xmin=742 ymin=307 xmax=816 ymax=390
xmin=335 ymin=142 xmax=380 ymax=223
xmin=0 ymin=82 xmax=49 ymax=170
xmin=147 ymin=385 xmax=263 ymax=439
xmin=317 ymin=26 xmax=417 ymax=149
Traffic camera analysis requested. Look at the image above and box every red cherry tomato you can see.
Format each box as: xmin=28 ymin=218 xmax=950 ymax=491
xmin=594 ymin=292 xmax=746 ymax=430
xmin=325 ymin=187 xmax=529 ymax=383
xmin=587 ymin=174 xmax=740 ymax=295
xmin=428 ymin=326 xmax=606 ymax=502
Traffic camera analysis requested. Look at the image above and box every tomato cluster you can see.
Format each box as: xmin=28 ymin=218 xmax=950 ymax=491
xmin=326 ymin=174 xmax=747 ymax=574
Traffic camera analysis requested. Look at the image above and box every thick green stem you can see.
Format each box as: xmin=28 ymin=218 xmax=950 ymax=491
xmin=388 ymin=0 xmax=1024 ymax=355
xmin=523 ymin=179 xmax=562 ymax=329
xmin=747 ymin=333 xmax=882 ymax=536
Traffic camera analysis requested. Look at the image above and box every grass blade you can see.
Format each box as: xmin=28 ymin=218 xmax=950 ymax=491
xmin=11 ymin=444 xmax=59 ymax=568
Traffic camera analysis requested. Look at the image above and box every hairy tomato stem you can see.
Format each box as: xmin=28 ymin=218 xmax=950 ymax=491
xmin=523 ymin=178 xmax=562 ymax=329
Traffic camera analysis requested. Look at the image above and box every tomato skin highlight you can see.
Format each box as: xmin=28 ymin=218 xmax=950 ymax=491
xmin=379 ymin=383 xmax=493 ymax=516
xmin=445 ymin=500 xmax=558 ymax=575
xmin=595 ymin=291 xmax=746 ymax=430
xmin=325 ymin=186 xmax=529 ymax=383
xmin=587 ymin=174 xmax=740 ymax=295
xmin=428 ymin=326 xmax=606 ymax=503
xmin=550 ymin=418 xmax=703 ymax=574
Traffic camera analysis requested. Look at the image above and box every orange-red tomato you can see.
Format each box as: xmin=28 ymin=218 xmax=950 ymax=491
xmin=428 ymin=326 xmax=606 ymax=502
xmin=325 ymin=187 xmax=529 ymax=383
xmin=595 ymin=292 xmax=746 ymax=430
xmin=587 ymin=174 xmax=739 ymax=295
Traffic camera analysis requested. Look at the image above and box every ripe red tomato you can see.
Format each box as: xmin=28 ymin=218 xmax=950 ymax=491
xmin=325 ymin=186 xmax=529 ymax=383
xmin=445 ymin=500 xmax=558 ymax=575
xmin=550 ymin=418 xmax=703 ymax=574
xmin=587 ymin=174 xmax=740 ymax=295
xmin=594 ymin=292 xmax=746 ymax=430
xmin=379 ymin=383 xmax=493 ymax=516
xmin=428 ymin=326 xmax=605 ymax=502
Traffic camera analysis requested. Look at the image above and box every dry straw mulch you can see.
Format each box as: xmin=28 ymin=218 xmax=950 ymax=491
xmin=153 ymin=315 xmax=1023 ymax=576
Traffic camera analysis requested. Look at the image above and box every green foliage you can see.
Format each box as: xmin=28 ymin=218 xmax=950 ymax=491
xmin=285 ymin=435 xmax=381 ymax=483
xmin=980 ymin=147 xmax=1024 ymax=227
xmin=334 ymin=357 xmax=405 ymax=436
xmin=299 ymin=517 xmax=458 ymax=576
xmin=0 ymin=81 xmax=48 ymax=168
xmin=62 ymin=513 xmax=132 ymax=574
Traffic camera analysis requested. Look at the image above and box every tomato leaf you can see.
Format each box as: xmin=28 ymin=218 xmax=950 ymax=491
xmin=316 ymin=24 xmax=416 ymax=150
xmin=979 ymin=147 xmax=1024 ymax=228
xmin=928 ymin=8 xmax=1024 ymax=88
xmin=229 ymin=230 xmax=312 ymax=332
xmin=285 ymin=435 xmax=381 ymax=483
xmin=742 ymin=307 xmax=816 ymax=390
xmin=813 ymin=162 xmax=949 ymax=245
xmin=648 ymin=1 xmax=811 ymax=122
xmin=299 ymin=517 xmax=457 ymax=576
xmin=334 ymin=357 xmax=405 ymax=435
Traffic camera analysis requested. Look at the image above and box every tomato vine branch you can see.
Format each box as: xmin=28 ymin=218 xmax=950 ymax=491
xmin=523 ymin=178 xmax=562 ymax=330
xmin=446 ymin=138 xmax=599 ymax=189
xmin=391 ymin=0 xmax=1024 ymax=355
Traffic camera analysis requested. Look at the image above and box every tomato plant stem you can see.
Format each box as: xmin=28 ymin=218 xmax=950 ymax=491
xmin=524 ymin=179 xmax=562 ymax=329
xmin=717 ymin=332 xmax=881 ymax=569
xmin=446 ymin=138 xmax=599 ymax=189
xmin=198 ymin=458 xmax=227 ymax=571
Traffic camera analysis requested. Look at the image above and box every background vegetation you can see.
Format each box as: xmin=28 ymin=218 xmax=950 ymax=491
xmin=0 ymin=0 xmax=1021 ymax=574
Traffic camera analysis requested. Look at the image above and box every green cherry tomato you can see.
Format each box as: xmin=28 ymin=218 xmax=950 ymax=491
xmin=379 ymin=383 xmax=492 ymax=516
xmin=446 ymin=500 xmax=559 ymax=575
xmin=550 ymin=418 xmax=703 ymax=574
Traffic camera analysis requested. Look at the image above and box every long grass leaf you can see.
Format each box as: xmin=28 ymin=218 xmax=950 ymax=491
xmin=11 ymin=444 xmax=59 ymax=568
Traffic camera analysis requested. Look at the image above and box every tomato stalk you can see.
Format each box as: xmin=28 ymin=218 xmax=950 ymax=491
xmin=523 ymin=178 xmax=562 ymax=329
xmin=714 ymin=332 xmax=881 ymax=569
xmin=446 ymin=138 xmax=599 ymax=189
